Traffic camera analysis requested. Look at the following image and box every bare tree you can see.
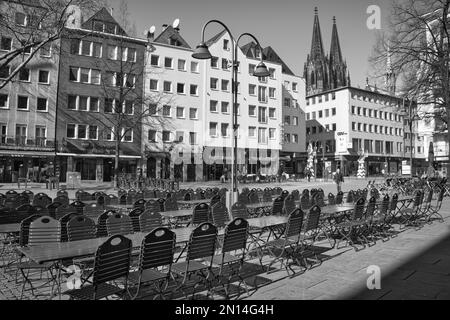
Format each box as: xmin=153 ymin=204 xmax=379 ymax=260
xmin=0 ymin=0 xmax=103 ymax=90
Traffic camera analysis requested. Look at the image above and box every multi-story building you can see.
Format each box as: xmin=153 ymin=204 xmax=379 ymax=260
xmin=143 ymin=24 xmax=205 ymax=182
xmin=305 ymin=86 xmax=426 ymax=177
xmin=0 ymin=0 xmax=59 ymax=183
xmin=55 ymin=7 xmax=146 ymax=182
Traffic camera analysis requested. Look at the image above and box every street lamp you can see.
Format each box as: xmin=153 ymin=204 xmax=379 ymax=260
xmin=193 ymin=20 xmax=270 ymax=205
xmin=401 ymin=97 xmax=420 ymax=178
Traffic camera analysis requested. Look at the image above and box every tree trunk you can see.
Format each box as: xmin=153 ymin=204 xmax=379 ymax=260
xmin=447 ymin=113 xmax=450 ymax=178
xmin=114 ymin=140 xmax=120 ymax=189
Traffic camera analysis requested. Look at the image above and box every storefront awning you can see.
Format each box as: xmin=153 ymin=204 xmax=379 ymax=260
xmin=0 ymin=150 xmax=56 ymax=157
xmin=56 ymin=153 xmax=141 ymax=159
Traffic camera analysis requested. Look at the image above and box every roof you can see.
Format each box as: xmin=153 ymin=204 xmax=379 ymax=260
xmin=82 ymin=7 xmax=127 ymax=36
xmin=205 ymin=29 xmax=227 ymax=46
xmin=7 ymin=0 xmax=43 ymax=8
xmin=153 ymin=25 xmax=191 ymax=49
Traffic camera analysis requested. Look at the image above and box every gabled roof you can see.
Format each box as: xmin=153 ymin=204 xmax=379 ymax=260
xmin=10 ymin=0 xmax=43 ymax=8
xmin=82 ymin=7 xmax=127 ymax=36
xmin=153 ymin=25 xmax=191 ymax=49
xmin=205 ymin=29 xmax=227 ymax=46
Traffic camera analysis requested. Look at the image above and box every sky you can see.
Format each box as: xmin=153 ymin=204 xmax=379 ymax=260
xmin=107 ymin=0 xmax=391 ymax=88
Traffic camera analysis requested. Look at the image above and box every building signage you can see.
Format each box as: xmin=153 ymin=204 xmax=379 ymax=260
xmin=336 ymin=132 xmax=349 ymax=154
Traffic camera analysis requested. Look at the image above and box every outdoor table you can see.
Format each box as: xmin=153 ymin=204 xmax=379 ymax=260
xmin=160 ymin=209 xmax=193 ymax=228
xmin=177 ymin=199 xmax=212 ymax=209
xmin=246 ymin=202 xmax=273 ymax=210
xmin=320 ymin=204 xmax=355 ymax=219
xmin=0 ymin=223 xmax=21 ymax=234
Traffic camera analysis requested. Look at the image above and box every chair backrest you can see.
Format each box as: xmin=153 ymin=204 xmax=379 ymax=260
xmin=133 ymin=199 xmax=146 ymax=210
xmin=32 ymin=195 xmax=52 ymax=208
xmin=365 ymin=196 xmax=377 ymax=218
xmin=352 ymin=198 xmax=366 ymax=221
xmin=92 ymin=235 xmax=132 ymax=291
xmin=106 ymin=213 xmax=133 ymax=236
xmin=59 ymin=212 xmax=83 ymax=242
xmin=143 ymin=189 xmax=155 ymax=199
xmin=210 ymin=194 xmax=221 ymax=207
xmin=283 ymin=195 xmax=297 ymax=216
xmin=271 ymin=196 xmax=284 ymax=216
xmin=303 ymin=205 xmax=321 ymax=232
xmin=248 ymin=192 xmax=260 ymax=204
xmin=186 ymin=223 xmax=217 ymax=261
xmin=211 ymin=202 xmax=230 ymax=228
xmin=139 ymin=210 xmax=162 ymax=233
xmin=299 ymin=195 xmax=310 ymax=211
xmin=3 ymin=198 xmax=19 ymax=209
xmin=262 ymin=190 xmax=272 ymax=202
xmin=191 ymin=203 xmax=210 ymax=225
xmin=139 ymin=227 xmax=175 ymax=271
xmin=412 ymin=190 xmax=423 ymax=208
xmin=347 ymin=191 xmax=354 ymax=203
xmin=53 ymin=195 xmax=69 ymax=206
xmin=55 ymin=204 xmax=78 ymax=220
xmin=28 ymin=216 xmax=61 ymax=246
xmin=107 ymin=194 xmax=118 ymax=205
xmin=16 ymin=195 xmax=30 ymax=207
xmin=336 ymin=192 xmax=344 ymax=205
xmin=291 ymin=190 xmax=300 ymax=201
xmin=231 ymin=202 xmax=249 ymax=220
xmin=21 ymin=190 xmax=34 ymax=201
xmin=5 ymin=190 xmax=18 ymax=199
xmin=67 ymin=215 xmax=96 ymax=241
xmin=19 ymin=214 xmax=40 ymax=247
xmin=315 ymin=194 xmax=326 ymax=207
xmin=56 ymin=190 xmax=68 ymax=198
xmin=97 ymin=210 xmax=117 ymax=237
xmin=119 ymin=194 xmax=127 ymax=205
xmin=15 ymin=204 xmax=37 ymax=216
xmin=280 ymin=190 xmax=289 ymax=199
xmin=69 ymin=200 xmax=85 ymax=214
xmin=84 ymin=203 xmax=104 ymax=219
xmin=129 ymin=208 xmax=145 ymax=232
xmin=379 ymin=194 xmax=390 ymax=215
xmin=328 ymin=193 xmax=336 ymax=205
xmin=222 ymin=218 xmax=248 ymax=254
xmin=164 ymin=197 xmax=178 ymax=211
xmin=144 ymin=199 xmax=160 ymax=212
xmin=157 ymin=198 xmax=166 ymax=212
xmin=285 ymin=208 xmax=305 ymax=239
xmin=389 ymin=194 xmax=399 ymax=212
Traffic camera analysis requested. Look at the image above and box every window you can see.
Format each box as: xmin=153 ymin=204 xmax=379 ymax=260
xmin=148 ymin=103 xmax=157 ymax=115
xmin=258 ymin=128 xmax=267 ymax=144
xmin=312 ymin=112 xmax=316 ymax=119
xmin=191 ymin=61 xmax=199 ymax=73
xmin=269 ymin=128 xmax=276 ymax=139
xmin=269 ymin=88 xmax=276 ymax=98
xmin=150 ymin=79 xmax=158 ymax=91
xmin=15 ymin=12 xmax=27 ymax=26
xmin=93 ymin=21 xmax=104 ymax=32
xmin=88 ymin=125 xmax=98 ymax=140
xmin=258 ymin=86 xmax=267 ymax=103
xmin=124 ymin=74 xmax=135 ymax=88
xmin=189 ymin=132 xmax=197 ymax=145
xmin=269 ymin=108 xmax=276 ymax=118
xmin=248 ymin=64 xmax=255 ymax=75
xmin=221 ymin=123 xmax=229 ymax=137
xmin=176 ymin=107 xmax=184 ymax=118
xmin=40 ymin=43 xmax=51 ymax=57
xmin=210 ymin=100 xmax=218 ymax=112
xmin=148 ymin=130 xmax=156 ymax=142
xmin=162 ymin=105 xmax=171 ymax=117
xmin=351 ymin=106 xmax=356 ymax=114
xmin=150 ymin=55 xmax=159 ymax=66
xmin=104 ymin=99 xmax=115 ymax=113
xmin=325 ymin=109 xmax=330 ymax=117
xmin=123 ymin=101 xmax=133 ymax=115
xmin=107 ymin=45 xmax=118 ymax=60
xmin=18 ymin=68 xmax=30 ymax=81
xmin=221 ymin=102 xmax=229 ymax=113
xmin=284 ymin=98 xmax=290 ymax=107
xmin=209 ymin=122 xmax=218 ymax=136
xmin=38 ymin=70 xmax=49 ymax=84
xmin=81 ymin=40 xmax=92 ymax=56
xmin=0 ymin=37 xmax=12 ymax=51
xmin=284 ymin=133 xmax=291 ymax=143
xmin=319 ymin=110 xmax=323 ymax=118
xmin=0 ymin=65 xmax=9 ymax=79
xmin=258 ymin=107 xmax=267 ymax=123
xmin=189 ymin=108 xmax=198 ymax=119
xmin=164 ymin=57 xmax=173 ymax=68
xmin=292 ymin=134 xmax=299 ymax=143
xmin=78 ymin=96 xmax=88 ymax=111
xmin=284 ymin=116 xmax=290 ymax=125
xmin=211 ymin=57 xmax=219 ymax=68
xmin=249 ymin=105 xmax=256 ymax=117
xmin=293 ymin=117 xmax=299 ymax=126
xmin=93 ymin=42 xmax=102 ymax=58
xmin=249 ymin=84 xmax=256 ymax=95
xmin=269 ymin=68 xmax=275 ymax=79
xmin=67 ymin=124 xmax=76 ymax=138
xmin=332 ymin=108 xmax=336 ymax=116
xmin=77 ymin=124 xmax=87 ymax=139
xmin=332 ymin=123 xmax=337 ymax=131
xmin=221 ymin=79 xmax=229 ymax=91
xmin=123 ymin=129 xmax=133 ymax=142
xmin=0 ymin=94 xmax=8 ymax=108
xmin=90 ymin=97 xmax=99 ymax=112
xmin=357 ymin=107 xmax=361 ymax=115
xmin=210 ymin=78 xmax=218 ymax=90
xmin=248 ymin=126 xmax=256 ymax=137
xmin=17 ymin=96 xmax=29 ymax=110
xmin=177 ymin=83 xmax=185 ymax=94
xmin=223 ymin=39 xmax=230 ymax=50
xmin=175 ymin=131 xmax=184 ymax=142
xmin=163 ymin=81 xmax=172 ymax=92
xmin=176 ymin=59 xmax=186 ymax=71
xmin=221 ymin=58 xmax=228 ymax=70
xmin=189 ymin=84 xmax=198 ymax=96
xmin=126 ymin=48 xmax=136 ymax=62
xmin=37 ymin=98 xmax=48 ymax=111
xmin=292 ymin=83 xmax=298 ymax=92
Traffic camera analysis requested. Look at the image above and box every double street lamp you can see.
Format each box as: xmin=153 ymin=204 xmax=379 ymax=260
xmin=192 ymin=20 xmax=270 ymax=205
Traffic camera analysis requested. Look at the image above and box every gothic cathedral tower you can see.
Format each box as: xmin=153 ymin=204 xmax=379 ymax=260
xmin=304 ymin=8 xmax=350 ymax=96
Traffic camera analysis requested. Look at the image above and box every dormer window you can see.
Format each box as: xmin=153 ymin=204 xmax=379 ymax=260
xmin=169 ymin=37 xmax=181 ymax=46
xmin=93 ymin=21 xmax=104 ymax=32
xmin=255 ymin=47 xmax=261 ymax=58
xmin=223 ymin=39 xmax=230 ymax=51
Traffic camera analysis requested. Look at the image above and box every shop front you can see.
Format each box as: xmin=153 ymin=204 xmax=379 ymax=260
xmin=0 ymin=151 xmax=56 ymax=183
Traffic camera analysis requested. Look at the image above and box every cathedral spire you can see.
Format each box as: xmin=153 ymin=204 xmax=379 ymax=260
xmin=310 ymin=7 xmax=325 ymax=61
xmin=329 ymin=16 xmax=343 ymax=65
xmin=385 ymin=45 xmax=396 ymax=94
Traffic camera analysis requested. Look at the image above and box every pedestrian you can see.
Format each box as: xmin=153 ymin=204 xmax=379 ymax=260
xmin=334 ymin=167 xmax=344 ymax=193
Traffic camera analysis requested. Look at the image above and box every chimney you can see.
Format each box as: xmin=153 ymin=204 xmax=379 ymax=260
xmin=174 ymin=27 xmax=180 ymax=33
xmin=162 ymin=24 xmax=168 ymax=31
xmin=110 ymin=8 xmax=114 ymax=16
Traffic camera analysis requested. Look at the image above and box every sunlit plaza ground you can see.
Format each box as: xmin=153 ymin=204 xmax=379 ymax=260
xmin=1 ymin=178 xmax=449 ymax=300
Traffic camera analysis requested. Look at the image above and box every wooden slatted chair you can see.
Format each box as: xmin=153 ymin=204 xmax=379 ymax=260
xmin=56 ymin=190 xmax=68 ymax=198
xmin=328 ymin=193 xmax=336 ymax=205
xmin=139 ymin=210 xmax=163 ymax=233
xmin=97 ymin=210 xmax=117 ymax=238
xmin=211 ymin=202 xmax=230 ymax=228
xmin=53 ymin=195 xmax=69 ymax=206
xmin=171 ymin=223 xmax=218 ymax=299
xmin=283 ymin=195 xmax=297 ymax=216
xmin=129 ymin=208 xmax=145 ymax=233
xmin=145 ymin=199 xmax=160 ymax=213
xmin=69 ymin=200 xmax=85 ymax=215
xmin=335 ymin=198 xmax=367 ymax=251
xmin=164 ymin=197 xmax=178 ymax=211
xmin=21 ymin=190 xmax=34 ymax=201
xmin=231 ymin=202 xmax=249 ymax=220
xmin=59 ymin=212 xmax=82 ymax=242
xmin=128 ymin=227 xmax=176 ymax=300
xmin=65 ymin=235 xmax=132 ymax=300
xmin=191 ymin=203 xmax=210 ymax=226
xmin=67 ymin=215 xmax=96 ymax=241
xmin=84 ymin=203 xmax=104 ymax=220
xmin=55 ymin=204 xmax=77 ymax=220
xmin=133 ymin=199 xmax=146 ymax=210
xmin=336 ymin=191 xmax=344 ymax=205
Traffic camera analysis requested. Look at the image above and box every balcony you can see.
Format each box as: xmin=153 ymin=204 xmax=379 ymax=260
xmin=0 ymin=136 xmax=55 ymax=150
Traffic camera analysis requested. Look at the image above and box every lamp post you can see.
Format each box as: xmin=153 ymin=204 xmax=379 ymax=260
xmin=401 ymin=97 xmax=420 ymax=178
xmin=192 ymin=20 xmax=270 ymax=205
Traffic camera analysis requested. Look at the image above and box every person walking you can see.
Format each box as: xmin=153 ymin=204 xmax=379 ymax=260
xmin=334 ymin=168 xmax=344 ymax=193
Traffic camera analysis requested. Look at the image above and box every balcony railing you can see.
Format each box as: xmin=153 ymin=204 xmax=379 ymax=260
xmin=0 ymin=136 xmax=55 ymax=149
